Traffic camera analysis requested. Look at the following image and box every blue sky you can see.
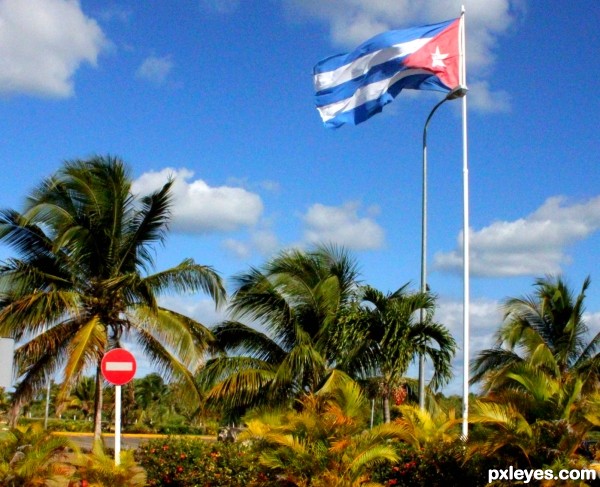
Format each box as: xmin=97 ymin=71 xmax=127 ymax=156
xmin=0 ymin=0 xmax=599 ymax=394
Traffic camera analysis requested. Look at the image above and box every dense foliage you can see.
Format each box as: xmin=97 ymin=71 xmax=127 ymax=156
xmin=136 ymin=437 xmax=271 ymax=487
xmin=0 ymin=156 xmax=598 ymax=486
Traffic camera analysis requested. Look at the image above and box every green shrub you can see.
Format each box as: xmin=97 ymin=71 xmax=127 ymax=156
xmin=136 ymin=437 xmax=272 ymax=486
xmin=154 ymin=423 xmax=208 ymax=435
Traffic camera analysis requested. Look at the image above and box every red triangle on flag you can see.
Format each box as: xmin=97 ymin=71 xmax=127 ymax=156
xmin=403 ymin=19 xmax=460 ymax=90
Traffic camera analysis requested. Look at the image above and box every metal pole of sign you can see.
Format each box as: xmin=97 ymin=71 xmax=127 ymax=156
xmin=101 ymin=348 xmax=137 ymax=467
xmin=115 ymin=385 xmax=121 ymax=466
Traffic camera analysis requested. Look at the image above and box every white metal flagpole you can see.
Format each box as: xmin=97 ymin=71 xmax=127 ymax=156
xmin=459 ymin=5 xmax=471 ymax=440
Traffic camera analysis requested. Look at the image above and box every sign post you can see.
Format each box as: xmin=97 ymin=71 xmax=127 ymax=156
xmin=101 ymin=348 xmax=137 ymax=466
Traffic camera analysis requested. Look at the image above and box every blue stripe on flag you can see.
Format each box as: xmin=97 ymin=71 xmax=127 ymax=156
xmin=313 ymin=20 xmax=454 ymax=76
xmin=316 ymin=58 xmax=411 ymax=107
xmin=321 ymin=72 xmax=443 ymax=128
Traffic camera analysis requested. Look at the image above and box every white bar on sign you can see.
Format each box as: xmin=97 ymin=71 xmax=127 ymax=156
xmin=106 ymin=362 xmax=133 ymax=371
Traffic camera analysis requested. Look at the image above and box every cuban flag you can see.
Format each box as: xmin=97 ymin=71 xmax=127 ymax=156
xmin=314 ymin=18 xmax=461 ymax=128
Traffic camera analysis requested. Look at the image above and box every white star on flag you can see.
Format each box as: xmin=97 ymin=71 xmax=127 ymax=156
xmin=431 ymin=46 xmax=448 ymax=68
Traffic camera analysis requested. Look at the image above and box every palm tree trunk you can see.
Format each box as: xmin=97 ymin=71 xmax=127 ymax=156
xmin=383 ymin=395 xmax=391 ymax=424
xmin=93 ymin=363 xmax=104 ymax=442
xmin=8 ymin=401 xmax=20 ymax=428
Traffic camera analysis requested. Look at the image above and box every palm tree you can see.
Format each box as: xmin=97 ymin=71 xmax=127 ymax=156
xmin=0 ymin=156 xmax=226 ymax=439
xmin=343 ymin=285 xmax=456 ymax=422
xmin=58 ymin=375 xmax=96 ymax=420
xmin=135 ymin=373 xmax=169 ymax=411
xmin=199 ymin=244 xmax=360 ymax=411
xmin=469 ymin=276 xmax=600 ymax=469
xmin=471 ymin=276 xmax=599 ymax=396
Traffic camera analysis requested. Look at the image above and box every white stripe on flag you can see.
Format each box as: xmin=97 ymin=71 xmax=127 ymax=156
xmin=106 ymin=362 xmax=133 ymax=371
xmin=317 ymin=68 xmax=432 ymax=122
xmin=314 ymin=37 xmax=431 ymax=91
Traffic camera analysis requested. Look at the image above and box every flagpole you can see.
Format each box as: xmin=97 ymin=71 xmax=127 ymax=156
xmin=419 ymin=84 xmax=467 ymax=410
xmin=460 ymin=5 xmax=471 ymax=440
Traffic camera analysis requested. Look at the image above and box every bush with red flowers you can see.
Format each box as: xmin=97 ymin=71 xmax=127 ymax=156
xmin=373 ymin=441 xmax=493 ymax=487
xmin=136 ymin=437 xmax=273 ymax=486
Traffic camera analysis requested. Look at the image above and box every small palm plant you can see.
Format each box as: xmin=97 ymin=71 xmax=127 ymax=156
xmin=239 ymin=375 xmax=406 ymax=487
xmin=71 ymin=440 xmax=146 ymax=487
xmin=0 ymin=422 xmax=78 ymax=487
xmin=391 ymin=403 xmax=460 ymax=449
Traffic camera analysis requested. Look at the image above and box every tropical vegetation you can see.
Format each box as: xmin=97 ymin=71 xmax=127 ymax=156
xmin=0 ymin=156 xmax=599 ymax=485
xmin=0 ymin=156 xmax=226 ymax=440
xmin=199 ymin=245 xmax=362 ymax=412
xmin=467 ymin=275 xmax=600 ymax=481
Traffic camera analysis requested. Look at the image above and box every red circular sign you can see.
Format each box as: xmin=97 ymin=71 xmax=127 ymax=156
xmin=101 ymin=348 xmax=137 ymax=386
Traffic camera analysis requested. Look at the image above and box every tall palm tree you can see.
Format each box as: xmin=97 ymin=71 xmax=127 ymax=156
xmin=343 ymin=285 xmax=456 ymax=422
xmin=199 ymin=244 xmax=360 ymax=411
xmin=59 ymin=375 xmax=96 ymax=420
xmin=0 ymin=156 xmax=226 ymax=439
xmin=135 ymin=373 xmax=169 ymax=411
xmin=471 ymin=276 xmax=599 ymax=396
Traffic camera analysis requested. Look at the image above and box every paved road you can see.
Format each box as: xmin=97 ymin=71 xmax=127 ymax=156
xmin=52 ymin=432 xmax=214 ymax=451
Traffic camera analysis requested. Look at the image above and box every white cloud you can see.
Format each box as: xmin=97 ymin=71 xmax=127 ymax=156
xmin=158 ymin=295 xmax=227 ymax=328
xmin=467 ymin=80 xmax=511 ymax=113
xmin=251 ymin=228 xmax=280 ymax=255
xmin=0 ymin=0 xmax=106 ymax=98
xmin=136 ymin=55 xmax=174 ymax=85
xmin=132 ymin=168 xmax=264 ymax=234
xmin=222 ymin=238 xmax=252 ymax=259
xmin=434 ymin=195 xmax=600 ymax=277
xmin=584 ymin=312 xmax=600 ymax=333
xmin=433 ymin=296 xmax=502 ymax=394
xmin=301 ymin=202 xmax=384 ymax=250
xmin=223 ymin=228 xmax=280 ymax=260
xmin=287 ymin=0 xmax=523 ymax=112
xmin=437 ymin=296 xmax=501 ymax=351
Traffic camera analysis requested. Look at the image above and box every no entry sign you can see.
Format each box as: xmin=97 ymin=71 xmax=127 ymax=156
xmin=101 ymin=348 xmax=137 ymax=386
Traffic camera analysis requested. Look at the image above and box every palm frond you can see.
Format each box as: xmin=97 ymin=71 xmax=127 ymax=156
xmin=212 ymin=320 xmax=286 ymax=362
xmin=143 ymin=258 xmax=226 ymax=307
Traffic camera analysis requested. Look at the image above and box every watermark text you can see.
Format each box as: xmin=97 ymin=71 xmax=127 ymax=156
xmin=488 ymin=466 xmax=596 ymax=484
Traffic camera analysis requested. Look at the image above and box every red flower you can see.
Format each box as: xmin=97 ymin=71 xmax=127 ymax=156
xmin=177 ymin=466 xmax=184 ymax=473
xmin=180 ymin=453 xmax=187 ymax=459
xmin=389 ymin=480 xmax=398 ymax=486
